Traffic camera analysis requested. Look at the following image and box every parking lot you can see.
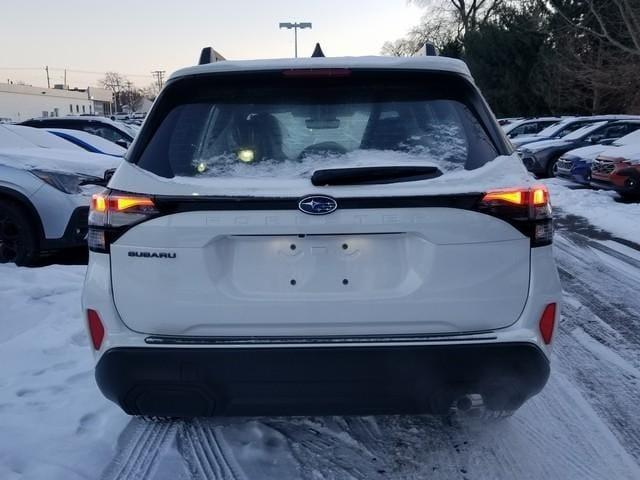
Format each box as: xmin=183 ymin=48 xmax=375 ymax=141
xmin=1 ymin=179 xmax=639 ymax=480
xmin=3 ymin=1 xmax=640 ymax=477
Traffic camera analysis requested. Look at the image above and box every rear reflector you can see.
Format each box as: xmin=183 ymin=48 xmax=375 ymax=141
xmin=87 ymin=309 xmax=105 ymax=350
xmin=539 ymin=303 xmax=556 ymax=345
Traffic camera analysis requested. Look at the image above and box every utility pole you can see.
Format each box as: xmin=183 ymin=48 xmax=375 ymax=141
xmin=279 ymin=22 xmax=312 ymax=58
xmin=64 ymin=69 xmax=67 ymax=88
xmin=151 ymin=70 xmax=165 ymax=92
xmin=45 ymin=66 xmax=50 ymax=89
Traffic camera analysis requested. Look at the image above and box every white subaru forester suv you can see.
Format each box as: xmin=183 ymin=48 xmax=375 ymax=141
xmin=82 ymin=55 xmax=561 ymax=419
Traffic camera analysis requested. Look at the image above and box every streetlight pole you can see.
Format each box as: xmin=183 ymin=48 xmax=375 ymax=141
xmin=279 ymin=22 xmax=312 ymax=58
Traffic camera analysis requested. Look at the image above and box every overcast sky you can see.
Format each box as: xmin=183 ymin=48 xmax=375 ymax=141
xmin=0 ymin=0 xmax=423 ymax=89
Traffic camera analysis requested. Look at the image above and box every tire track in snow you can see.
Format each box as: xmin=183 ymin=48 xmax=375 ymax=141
xmin=263 ymin=418 xmax=388 ymax=479
xmin=179 ymin=419 xmax=245 ymax=480
xmin=100 ymin=418 xmax=177 ymax=480
xmin=554 ymin=231 xmax=640 ymax=462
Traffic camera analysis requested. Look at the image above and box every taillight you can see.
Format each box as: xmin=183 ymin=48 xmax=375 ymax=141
xmin=88 ymin=190 xmax=159 ymax=253
xmin=479 ymin=186 xmax=553 ymax=247
xmin=539 ymin=303 xmax=557 ymax=345
xmin=87 ymin=309 xmax=105 ymax=350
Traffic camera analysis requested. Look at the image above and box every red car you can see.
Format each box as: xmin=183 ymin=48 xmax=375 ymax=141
xmin=591 ymin=151 xmax=640 ymax=200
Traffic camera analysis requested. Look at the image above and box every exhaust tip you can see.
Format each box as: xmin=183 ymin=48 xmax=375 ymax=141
xmin=454 ymin=394 xmax=485 ymax=414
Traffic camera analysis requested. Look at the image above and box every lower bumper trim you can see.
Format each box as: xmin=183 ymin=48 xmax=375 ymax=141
xmin=96 ymin=343 xmax=550 ymax=417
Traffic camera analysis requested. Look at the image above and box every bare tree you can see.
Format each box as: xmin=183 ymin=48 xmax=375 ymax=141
xmin=100 ymin=73 xmax=144 ymax=113
xmin=412 ymin=0 xmax=510 ymax=38
xmin=100 ymin=72 xmax=126 ymax=113
xmin=548 ymin=0 xmax=640 ymax=57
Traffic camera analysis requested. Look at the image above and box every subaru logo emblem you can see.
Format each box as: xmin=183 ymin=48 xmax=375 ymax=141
xmin=298 ymin=196 xmax=338 ymax=215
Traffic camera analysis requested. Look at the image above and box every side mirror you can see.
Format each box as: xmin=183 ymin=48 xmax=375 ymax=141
xmin=599 ymin=138 xmax=615 ymax=146
xmin=115 ymin=139 xmax=130 ymax=149
xmin=587 ymin=135 xmax=604 ymax=144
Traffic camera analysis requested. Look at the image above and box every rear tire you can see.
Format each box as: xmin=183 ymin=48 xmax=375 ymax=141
xmin=546 ymin=157 xmax=560 ymax=178
xmin=0 ymin=201 xmax=39 ymax=266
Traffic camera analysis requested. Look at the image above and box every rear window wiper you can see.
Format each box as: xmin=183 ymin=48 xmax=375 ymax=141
xmin=311 ymin=166 xmax=443 ymax=186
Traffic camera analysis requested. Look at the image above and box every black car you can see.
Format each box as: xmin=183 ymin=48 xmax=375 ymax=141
xmin=20 ymin=116 xmax=136 ymax=148
xmin=516 ymin=120 xmax=640 ymax=177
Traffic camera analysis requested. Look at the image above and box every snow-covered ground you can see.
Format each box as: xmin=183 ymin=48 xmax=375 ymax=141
xmin=546 ymin=178 xmax=640 ymax=243
xmin=1 ymin=196 xmax=640 ymax=479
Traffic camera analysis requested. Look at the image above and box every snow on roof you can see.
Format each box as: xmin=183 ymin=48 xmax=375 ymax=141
xmin=0 ymin=125 xmax=84 ymax=151
xmin=170 ymin=56 xmax=474 ymax=82
xmin=24 ymin=115 xmax=133 ymax=132
xmin=0 ymin=147 xmax=120 ymax=177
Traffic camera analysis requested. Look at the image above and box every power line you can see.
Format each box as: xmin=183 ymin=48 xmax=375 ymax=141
xmin=0 ymin=66 xmax=154 ymax=79
xmin=151 ymin=70 xmax=166 ymax=91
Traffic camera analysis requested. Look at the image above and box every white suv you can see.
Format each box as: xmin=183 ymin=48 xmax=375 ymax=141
xmin=82 ymin=56 xmax=561 ymax=418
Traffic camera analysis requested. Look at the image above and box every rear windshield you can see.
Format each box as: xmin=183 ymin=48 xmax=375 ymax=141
xmin=134 ymin=71 xmax=500 ymax=179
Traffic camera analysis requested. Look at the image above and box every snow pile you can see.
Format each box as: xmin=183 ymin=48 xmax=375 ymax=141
xmin=0 ymin=264 xmax=125 ymax=480
xmin=546 ymin=178 xmax=640 ymax=242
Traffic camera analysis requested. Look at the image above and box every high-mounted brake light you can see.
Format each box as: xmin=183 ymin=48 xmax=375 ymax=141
xmin=88 ymin=190 xmax=159 ymax=253
xmin=282 ymin=68 xmax=351 ymax=78
xmin=479 ymin=185 xmax=553 ymax=247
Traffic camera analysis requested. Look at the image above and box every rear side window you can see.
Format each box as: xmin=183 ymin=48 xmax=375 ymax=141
xmin=135 ymin=71 xmax=500 ymax=179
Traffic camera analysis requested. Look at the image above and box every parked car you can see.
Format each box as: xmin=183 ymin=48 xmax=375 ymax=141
xmin=83 ymin=54 xmax=561 ymax=419
xmin=556 ymin=129 xmax=640 ymax=185
xmin=110 ymin=112 xmax=131 ymax=121
xmin=21 ymin=116 xmax=136 ymax=148
xmin=497 ymin=117 xmax=523 ymax=126
xmin=517 ymin=120 xmax=640 ymax=177
xmin=0 ymin=128 xmax=120 ymax=264
xmin=591 ymin=143 xmax=640 ymax=199
xmin=511 ymin=115 xmax=640 ymax=148
xmin=47 ymin=128 xmax=127 ymax=157
xmin=503 ymin=117 xmax=562 ymax=139
xmin=1 ymin=124 xmax=87 ymax=152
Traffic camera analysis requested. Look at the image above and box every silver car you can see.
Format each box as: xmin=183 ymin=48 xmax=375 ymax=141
xmin=0 ymin=125 xmax=120 ymax=265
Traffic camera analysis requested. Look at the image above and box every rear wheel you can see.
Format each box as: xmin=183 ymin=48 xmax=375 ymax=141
xmin=0 ymin=201 xmax=39 ymax=266
xmin=620 ymin=177 xmax=640 ymax=201
xmin=546 ymin=157 xmax=560 ymax=178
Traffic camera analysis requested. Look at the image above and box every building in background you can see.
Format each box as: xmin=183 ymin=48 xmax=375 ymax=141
xmin=0 ymin=83 xmax=113 ymax=122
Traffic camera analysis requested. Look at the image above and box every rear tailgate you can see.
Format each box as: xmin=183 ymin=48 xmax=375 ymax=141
xmin=110 ymin=203 xmax=530 ymax=337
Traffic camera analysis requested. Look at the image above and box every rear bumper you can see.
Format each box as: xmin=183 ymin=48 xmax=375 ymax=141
xmin=95 ymin=342 xmax=550 ymax=417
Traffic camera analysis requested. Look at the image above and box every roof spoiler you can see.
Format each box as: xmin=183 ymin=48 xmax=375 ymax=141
xmin=198 ymin=47 xmax=226 ymax=65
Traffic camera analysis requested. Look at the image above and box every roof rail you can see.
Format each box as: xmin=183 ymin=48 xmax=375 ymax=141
xmin=198 ymin=47 xmax=226 ymax=65
xmin=311 ymin=43 xmax=325 ymax=58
